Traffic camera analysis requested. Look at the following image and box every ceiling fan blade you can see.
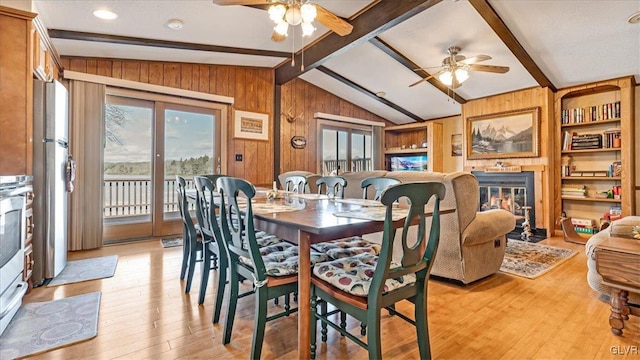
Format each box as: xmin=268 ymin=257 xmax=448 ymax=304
xmin=271 ymin=30 xmax=286 ymax=42
xmin=468 ymin=64 xmax=510 ymax=73
xmin=212 ymin=0 xmax=272 ymax=5
xmin=459 ymin=54 xmax=491 ymax=65
xmin=408 ymin=70 xmax=443 ymax=87
xmin=314 ymin=4 xmax=353 ymax=36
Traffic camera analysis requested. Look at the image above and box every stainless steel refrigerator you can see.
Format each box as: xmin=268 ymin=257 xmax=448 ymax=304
xmin=32 ymin=79 xmax=71 ymax=286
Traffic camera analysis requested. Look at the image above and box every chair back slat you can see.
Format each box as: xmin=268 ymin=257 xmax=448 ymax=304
xmin=216 ymin=177 xmax=268 ymax=283
xmin=370 ymin=182 xmax=446 ymax=304
xmin=176 ymin=175 xmax=198 ymax=240
xmin=316 ymin=176 xmax=347 ymax=198
xmin=361 ymin=177 xmax=400 ymax=200
xmin=193 ymin=176 xmax=224 ymax=243
xmin=284 ymin=175 xmax=307 ymax=194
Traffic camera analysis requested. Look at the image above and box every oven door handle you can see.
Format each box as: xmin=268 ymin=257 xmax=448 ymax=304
xmin=0 ymin=281 xmax=28 ymax=318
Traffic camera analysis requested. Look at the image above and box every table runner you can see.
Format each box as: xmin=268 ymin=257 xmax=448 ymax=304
xmin=333 ymin=207 xmax=409 ymax=221
xmin=332 ymin=198 xmax=385 ymax=207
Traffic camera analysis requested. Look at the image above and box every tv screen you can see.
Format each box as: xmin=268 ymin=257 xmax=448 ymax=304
xmin=390 ymin=155 xmax=428 ymax=171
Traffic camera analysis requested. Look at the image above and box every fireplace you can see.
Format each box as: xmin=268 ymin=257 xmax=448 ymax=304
xmin=472 ymin=171 xmax=546 ymax=238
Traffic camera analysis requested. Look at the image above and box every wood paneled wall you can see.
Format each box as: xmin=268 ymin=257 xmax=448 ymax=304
xmin=462 ymin=87 xmax=555 ymax=233
xmin=279 ymin=78 xmax=390 ymax=175
xmin=0 ymin=8 xmax=34 ymax=175
xmin=60 ymin=57 xmax=275 ymax=186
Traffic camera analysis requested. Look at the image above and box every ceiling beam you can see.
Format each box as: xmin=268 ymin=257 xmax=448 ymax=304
xmin=317 ymin=66 xmax=423 ymax=122
xmin=469 ymin=0 xmax=556 ymax=92
xmin=369 ymin=37 xmax=467 ymax=104
xmin=48 ymin=29 xmax=291 ymax=58
xmin=275 ymin=0 xmax=442 ymax=85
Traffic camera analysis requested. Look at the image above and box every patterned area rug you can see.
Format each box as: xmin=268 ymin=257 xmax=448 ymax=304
xmin=0 ymin=292 xmax=101 ymax=359
xmin=48 ymin=256 xmax=118 ymax=287
xmin=161 ymin=238 xmax=183 ymax=248
xmin=500 ymin=240 xmax=578 ymax=279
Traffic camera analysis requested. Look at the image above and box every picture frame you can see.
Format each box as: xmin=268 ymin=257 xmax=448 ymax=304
xmin=451 ymin=133 xmax=462 ymax=156
xmin=467 ymin=107 xmax=540 ymax=160
xmin=234 ymin=110 xmax=269 ymax=141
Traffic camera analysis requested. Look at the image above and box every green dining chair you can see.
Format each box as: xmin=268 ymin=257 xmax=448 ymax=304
xmin=361 ymin=176 xmax=400 ymax=200
xmin=284 ymin=175 xmax=307 ymax=194
xmin=310 ymin=182 xmax=446 ymax=360
xmin=315 ymin=176 xmax=347 ymax=198
xmin=193 ymin=176 xmax=227 ymax=318
xmin=175 ymin=175 xmax=218 ymax=297
xmin=216 ymin=176 xmax=329 ymax=359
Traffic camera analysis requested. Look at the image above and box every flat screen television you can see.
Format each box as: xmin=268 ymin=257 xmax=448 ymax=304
xmin=389 ymin=155 xmax=428 ymax=171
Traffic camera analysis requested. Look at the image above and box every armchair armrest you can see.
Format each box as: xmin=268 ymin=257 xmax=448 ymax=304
xmin=462 ymin=210 xmax=516 ymax=246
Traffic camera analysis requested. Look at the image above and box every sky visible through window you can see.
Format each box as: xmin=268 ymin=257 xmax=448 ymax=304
xmin=105 ymin=105 xmax=214 ymax=163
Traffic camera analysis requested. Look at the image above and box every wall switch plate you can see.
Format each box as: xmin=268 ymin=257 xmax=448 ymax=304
xmin=235 ymin=154 xmax=243 ymax=161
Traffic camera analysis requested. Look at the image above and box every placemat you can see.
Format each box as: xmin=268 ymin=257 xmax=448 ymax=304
xmin=332 ymin=198 xmax=385 ymax=207
xmin=333 ymin=207 xmax=409 ymax=221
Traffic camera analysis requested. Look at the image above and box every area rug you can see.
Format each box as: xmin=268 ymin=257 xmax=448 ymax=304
xmin=0 ymin=292 xmax=101 ymax=359
xmin=500 ymin=240 xmax=577 ymax=279
xmin=47 ymin=255 xmax=118 ymax=287
xmin=161 ymin=238 xmax=183 ymax=248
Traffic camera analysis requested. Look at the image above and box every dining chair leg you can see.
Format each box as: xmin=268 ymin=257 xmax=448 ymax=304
xmin=415 ymin=293 xmax=432 ymax=360
xmin=320 ymin=299 xmax=328 ymax=342
xmin=310 ymin=296 xmax=318 ymax=360
xmin=340 ymin=311 xmax=347 ymax=336
xmin=223 ymin=271 xmax=240 ymax=345
xmin=366 ymin=312 xmax=382 ymax=360
xmin=198 ymin=245 xmax=213 ymax=305
xmin=180 ymin=229 xmax=190 ymax=280
xmin=251 ymin=287 xmax=268 ymax=360
xmin=185 ymin=242 xmax=200 ymax=293
xmin=213 ymin=246 xmax=228 ymax=324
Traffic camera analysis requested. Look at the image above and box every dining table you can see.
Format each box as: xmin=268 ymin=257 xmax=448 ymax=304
xmin=187 ymin=188 xmax=453 ymax=359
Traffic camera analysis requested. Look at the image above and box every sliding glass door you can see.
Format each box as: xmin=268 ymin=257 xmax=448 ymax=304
xmin=103 ymin=92 xmax=224 ymax=243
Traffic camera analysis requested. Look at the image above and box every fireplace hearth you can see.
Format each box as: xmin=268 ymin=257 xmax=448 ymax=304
xmin=472 ymin=171 xmax=546 ymax=239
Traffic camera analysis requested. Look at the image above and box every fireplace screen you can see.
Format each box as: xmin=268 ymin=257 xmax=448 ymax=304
xmin=479 ymin=185 xmax=526 ymax=220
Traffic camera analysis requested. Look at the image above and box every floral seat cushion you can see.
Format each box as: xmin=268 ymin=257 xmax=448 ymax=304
xmin=313 ymin=253 xmax=416 ymax=297
xmin=312 ymin=237 xmax=381 ymax=260
xmin=240 ymin=241 xmax=330 ymax=277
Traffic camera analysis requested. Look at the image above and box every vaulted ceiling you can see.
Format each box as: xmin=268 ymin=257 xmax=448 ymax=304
xmin=34 ymin=0 xmax=640 ymax=124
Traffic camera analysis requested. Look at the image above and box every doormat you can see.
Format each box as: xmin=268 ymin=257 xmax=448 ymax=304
xmin=161 ymin=238 xmax=183 ymax=248
xmin=0 ymin=292 xmax=101 ymax=359
xmin=48 ymin=255 xmax=118 ymax=287
xmin=500 ymin=240 xmax=577 ymax=279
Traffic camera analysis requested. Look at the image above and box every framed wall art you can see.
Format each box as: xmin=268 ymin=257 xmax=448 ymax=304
xmin=466 ymin=107 xmax=540 ymax=160
xmin=234 ymin=110 xmax=269 ymax=141
xmin=451 ymin=133 xmax=462 ymax=156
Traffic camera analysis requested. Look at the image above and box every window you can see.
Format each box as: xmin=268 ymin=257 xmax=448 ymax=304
xmin=320 ymin=123 xmax=375 ymax=175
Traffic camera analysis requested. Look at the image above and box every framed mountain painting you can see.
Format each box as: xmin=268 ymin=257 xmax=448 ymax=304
xmin=466 ymin=107 xmax=539 ymax=160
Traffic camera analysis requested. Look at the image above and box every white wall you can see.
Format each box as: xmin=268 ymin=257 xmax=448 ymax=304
xmin=441 ymin=115 xmax=463 ymax=173
xmin=0 ymin=0 xmax=33 ymax=11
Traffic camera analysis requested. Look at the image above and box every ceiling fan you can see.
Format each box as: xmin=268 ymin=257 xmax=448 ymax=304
xmin=409 ymin=46 xmax=510 ymax=89
xmin=212 ymin=0 xmax=353 ymax=41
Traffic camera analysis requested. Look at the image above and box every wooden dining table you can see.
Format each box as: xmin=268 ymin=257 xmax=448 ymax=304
xmin=188 ymin=189 xmax=452 ymax=359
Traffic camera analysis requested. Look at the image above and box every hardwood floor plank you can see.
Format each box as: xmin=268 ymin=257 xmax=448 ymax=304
xmin=22 ymin=237 xmax=639 ymax=359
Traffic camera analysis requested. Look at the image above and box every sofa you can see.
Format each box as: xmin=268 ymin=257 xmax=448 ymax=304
xmin=278 ymin=170 xmax=516 ymax=284
xmin=585 ymin=216 xmax=640 ymax=304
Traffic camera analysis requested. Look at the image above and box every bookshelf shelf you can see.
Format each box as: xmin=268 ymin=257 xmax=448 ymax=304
xmin=561 ymin=177 xmax=621 ymax=181
xmin=560 ymin=118 xmax=620 ymax=129
xmin=555 ymin=77 xmax=635 ymax=231
xmin=384 ymin=148 xmax=429 ymax=155
xmin=383 ymin=121 xmax=442 ymax=172
xmin=561 ymin=148 xmax=620 ymax=154
xmin=561 ymin=196 xmax=622 ymax=203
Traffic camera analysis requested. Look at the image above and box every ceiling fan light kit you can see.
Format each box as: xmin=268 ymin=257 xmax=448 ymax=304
xmin=269 ymin=1 xmax=317 ymax=37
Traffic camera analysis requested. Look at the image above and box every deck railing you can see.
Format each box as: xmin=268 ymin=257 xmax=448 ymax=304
xmin=103 ymin=177 xmax=193 ymax=218
xmin=322 ymin=158 xmax=371 ymax=175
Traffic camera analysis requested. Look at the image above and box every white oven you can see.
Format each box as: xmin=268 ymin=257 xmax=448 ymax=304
xmin=0 ymin=176 xmax=30 ymax=336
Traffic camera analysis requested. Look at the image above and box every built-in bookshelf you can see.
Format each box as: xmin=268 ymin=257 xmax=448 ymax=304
xmin=554 ymin=77 xmax=635 ymax=233
xmin=383 ymin=121 xmax=442 ymax=172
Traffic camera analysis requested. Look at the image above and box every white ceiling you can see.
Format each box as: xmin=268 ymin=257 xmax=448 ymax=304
xmin=31 ymin=0 xmax=640 ymax=124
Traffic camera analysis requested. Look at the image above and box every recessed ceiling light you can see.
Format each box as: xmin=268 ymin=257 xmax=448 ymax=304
xmin=628 ymin=11 xmax=640 ymax=24
xmin=93 ymin=9 xmax=118 ymax=20
xmin=167 ymin=19 xmax=184 ymax=30
xmin=375 ymin=91 xmax=386 ymax=98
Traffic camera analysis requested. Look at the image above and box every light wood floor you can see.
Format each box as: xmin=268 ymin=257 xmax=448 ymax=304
xmin=23 ymin=237 xmax=639 ymax=360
